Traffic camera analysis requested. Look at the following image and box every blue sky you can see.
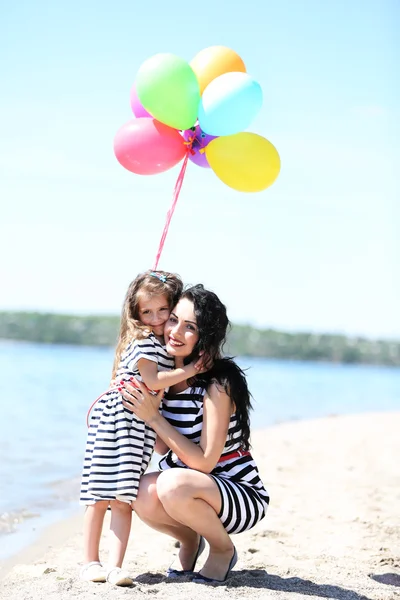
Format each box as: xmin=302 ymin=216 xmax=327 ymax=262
xmin=0 ymin=0 xmax=399 ymax=338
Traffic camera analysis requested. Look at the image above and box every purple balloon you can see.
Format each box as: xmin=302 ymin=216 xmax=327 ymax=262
xmin=182 ymin=124 xmax=217 ymax=168
xmin=130 ymin=84 xmax=152 ymax=118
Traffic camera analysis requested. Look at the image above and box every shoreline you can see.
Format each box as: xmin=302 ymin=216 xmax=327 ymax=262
xmin=1 ymin=411 xmax=399 ymax=599
xmin=0 ymin=407 xmax=383 ymax=568
xmin=0 ymin=511 xmax=83 ymax=580
xmin=1 ymin=338 xmax=400 ymax=369
xmin=0 ymin=454 xmax=161 ymax=574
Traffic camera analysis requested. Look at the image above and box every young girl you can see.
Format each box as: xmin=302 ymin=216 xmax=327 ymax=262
xmin=79 ymin=270 xmax=201 ymax=586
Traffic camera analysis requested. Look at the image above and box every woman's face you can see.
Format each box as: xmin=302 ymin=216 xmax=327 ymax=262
xmin=164 ymin=297 xmax=199 ymax=358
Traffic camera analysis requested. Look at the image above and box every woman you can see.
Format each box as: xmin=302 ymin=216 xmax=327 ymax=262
xmin=121 ymin=284 xmax=269 ymax=583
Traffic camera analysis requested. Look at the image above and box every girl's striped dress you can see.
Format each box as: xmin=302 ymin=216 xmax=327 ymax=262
xmin=80 ymin=333 xmax=174 ymax=505
xmin=159 ymin=386 xmax=270 ymax=534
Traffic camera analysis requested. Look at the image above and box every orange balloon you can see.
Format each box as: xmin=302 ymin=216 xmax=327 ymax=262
xmin=190 ymin=46 xmax=246 ymax=95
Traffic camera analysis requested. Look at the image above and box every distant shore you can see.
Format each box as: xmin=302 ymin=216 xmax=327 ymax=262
xmin=1 ymin=412 xmax=399 ymax=599
xmin=1 ymin=313 xmax=400 ymax=366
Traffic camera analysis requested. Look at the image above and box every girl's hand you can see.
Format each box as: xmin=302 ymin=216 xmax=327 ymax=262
xmin=193 ymin=351 xmax=213 ymax=373
xmin=121 ymin=379 xmax=164 ymax=424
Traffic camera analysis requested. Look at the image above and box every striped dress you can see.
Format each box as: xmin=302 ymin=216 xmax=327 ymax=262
xmin=159 ymin=386 xmax=270 ymax=534
xmin=80 ymin=333 xmax=174 ymax=505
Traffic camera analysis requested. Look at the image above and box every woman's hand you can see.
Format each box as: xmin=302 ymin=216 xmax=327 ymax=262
xmin=121 ymin=379 xmax=164 ymax=425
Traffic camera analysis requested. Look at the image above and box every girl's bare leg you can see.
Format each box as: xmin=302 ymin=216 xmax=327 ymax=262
xmin=107 ymin=500 xmax=132 ymax=568
xmin=83 ymin=501 xmax=109 ymax=563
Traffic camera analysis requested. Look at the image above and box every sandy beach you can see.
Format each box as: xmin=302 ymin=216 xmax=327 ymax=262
xmin=1 ymin=411 xmax=399 ymax=600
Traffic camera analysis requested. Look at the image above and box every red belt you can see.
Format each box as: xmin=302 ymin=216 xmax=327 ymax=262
xmin=219 ymin=450 xmax=251 ymax=463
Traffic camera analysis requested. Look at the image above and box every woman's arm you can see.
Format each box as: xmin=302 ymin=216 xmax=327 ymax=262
xmin=121 ymin=380 xmax=232 ymax=473
xmin=138 ymin=358 xmax=198 ymax=391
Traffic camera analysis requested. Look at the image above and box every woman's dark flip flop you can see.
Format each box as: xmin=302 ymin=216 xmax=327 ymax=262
xmin=166 ymin=536 xmax=206 ymax=578
xmin=192 ymin=546 xmax=238 ymax=584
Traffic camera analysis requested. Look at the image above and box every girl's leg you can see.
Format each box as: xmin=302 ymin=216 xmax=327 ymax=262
xmin=107 ymin=499 xmax=133 ymax=568
xmin=156 ymin=469 xmax=235 ymax=580
xmin=83 ymin=501 xmax=109 ymax=563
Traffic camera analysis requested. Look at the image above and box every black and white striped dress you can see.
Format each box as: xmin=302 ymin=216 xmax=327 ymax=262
xmin=159 ymin=386 xmax=270 ymax=534
xmin=80 ymin=334 xmax=174 ymax=505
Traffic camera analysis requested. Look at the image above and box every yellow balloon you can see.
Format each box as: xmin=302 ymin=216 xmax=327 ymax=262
xmin=206 ymin=133 xmax=281 ymax=192
xmin=190 ymin=46 xmax=246 ymax=95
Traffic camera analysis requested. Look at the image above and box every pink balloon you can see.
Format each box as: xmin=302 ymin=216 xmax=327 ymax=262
xmin=130 ymin=84 xmax=152 ymax=118
xmin=114 ymin=118 xmax=186 ymax=175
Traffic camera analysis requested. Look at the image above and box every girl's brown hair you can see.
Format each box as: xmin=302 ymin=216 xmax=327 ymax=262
xmin=111 ymin=270 xmax=183 ymax=377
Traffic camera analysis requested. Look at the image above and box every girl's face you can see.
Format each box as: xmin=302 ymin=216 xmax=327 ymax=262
xmin=164 ymin=298 xmax=199 ymax=358
xmin=137 ymin=293 xmax=170 ymax=337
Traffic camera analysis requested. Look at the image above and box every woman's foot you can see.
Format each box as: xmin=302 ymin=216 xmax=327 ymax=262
xmin=193 ymin=546 xmax=237 ymax=583
xmin=80 ymin=561 xmax=107 ymax=582
xmin=167 ymin=536 xmax=205 ymax=577
xmin=106 ymin=567 xmax=133 ymax=586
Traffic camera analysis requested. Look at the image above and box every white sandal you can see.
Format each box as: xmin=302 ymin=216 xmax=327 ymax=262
xmin=106 ymin=567 xmax=133 ymax=586
xmin=80 ymin=561 xmax=107 ymax=582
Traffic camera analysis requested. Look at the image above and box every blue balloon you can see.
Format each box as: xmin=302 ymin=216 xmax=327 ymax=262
xmin=198 ymin=72 xmax=263 ymax=136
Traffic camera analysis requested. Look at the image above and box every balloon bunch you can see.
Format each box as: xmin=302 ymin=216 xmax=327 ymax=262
xmin=114 ymin=46 xmax=281 ymax=268
xmin=114 ymin=46 xmax=280 ymax=193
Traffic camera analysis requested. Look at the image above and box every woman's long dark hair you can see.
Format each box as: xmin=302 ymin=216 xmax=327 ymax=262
xmin=182 ymin=284 xmax=252 ymax=450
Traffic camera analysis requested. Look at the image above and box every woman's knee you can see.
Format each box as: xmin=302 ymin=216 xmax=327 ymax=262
xmin=133 ymin=473 xmax=161 ymax=519
xmin=156 ymin=469 xmax=194 ymax=506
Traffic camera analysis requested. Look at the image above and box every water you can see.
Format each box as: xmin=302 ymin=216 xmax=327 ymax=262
xmin=0 ymin=340 xmax=399 ymax=561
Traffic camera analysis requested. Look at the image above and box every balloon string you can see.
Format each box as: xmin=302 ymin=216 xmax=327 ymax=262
xmin=152 ymin=151 xmax=190 ymax=270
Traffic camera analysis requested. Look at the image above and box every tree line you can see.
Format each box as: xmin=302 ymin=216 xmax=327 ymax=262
xmin=0 ymin=311 xmax=399 ymax=367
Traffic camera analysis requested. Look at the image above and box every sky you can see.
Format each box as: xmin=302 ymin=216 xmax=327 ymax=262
xmin=0 ymin=0 xmax=399 ymax=339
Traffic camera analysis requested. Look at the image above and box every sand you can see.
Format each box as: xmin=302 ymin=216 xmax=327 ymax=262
xmin=1 ymin=411 xmax=399 ymax=600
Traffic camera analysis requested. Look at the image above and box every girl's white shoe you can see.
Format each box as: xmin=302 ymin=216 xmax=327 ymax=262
xmin=80 ymin=561 xmax=107 ymax=582
xmin=106 ymin=566 xmax=133 ymax=586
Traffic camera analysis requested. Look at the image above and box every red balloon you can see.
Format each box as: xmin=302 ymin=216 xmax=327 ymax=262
xmin=114 ymin=119 xmax=186 ymax=175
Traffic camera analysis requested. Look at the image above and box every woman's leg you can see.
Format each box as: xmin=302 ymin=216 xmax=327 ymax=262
xmin=133 ymin=472 xmax=202 ymax=570
xmin=83 ymin=501 xmax=109 ymax=563
xmin=156 ymin=469 xmax=235 ymax=580
xmin=107 ymin=499 xmax=132 ymax=568
xmin=135 ymin=470 xmax=235 ymax=579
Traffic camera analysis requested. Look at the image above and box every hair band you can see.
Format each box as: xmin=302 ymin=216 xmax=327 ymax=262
xmin=150 ymin=271 xmax=167 ymax=283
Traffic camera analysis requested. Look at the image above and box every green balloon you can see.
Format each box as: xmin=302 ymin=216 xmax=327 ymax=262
xmin=136 ymin=53 xmax=200 ymax=130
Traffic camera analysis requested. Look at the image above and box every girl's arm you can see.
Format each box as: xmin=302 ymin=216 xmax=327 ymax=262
xmin=154 ymin=435 xmax=170 ymax=455
xmin=137 ymin=357 xmax=198 ymax=391
xmin=121 ymin=380 xmax=232 ymax=473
